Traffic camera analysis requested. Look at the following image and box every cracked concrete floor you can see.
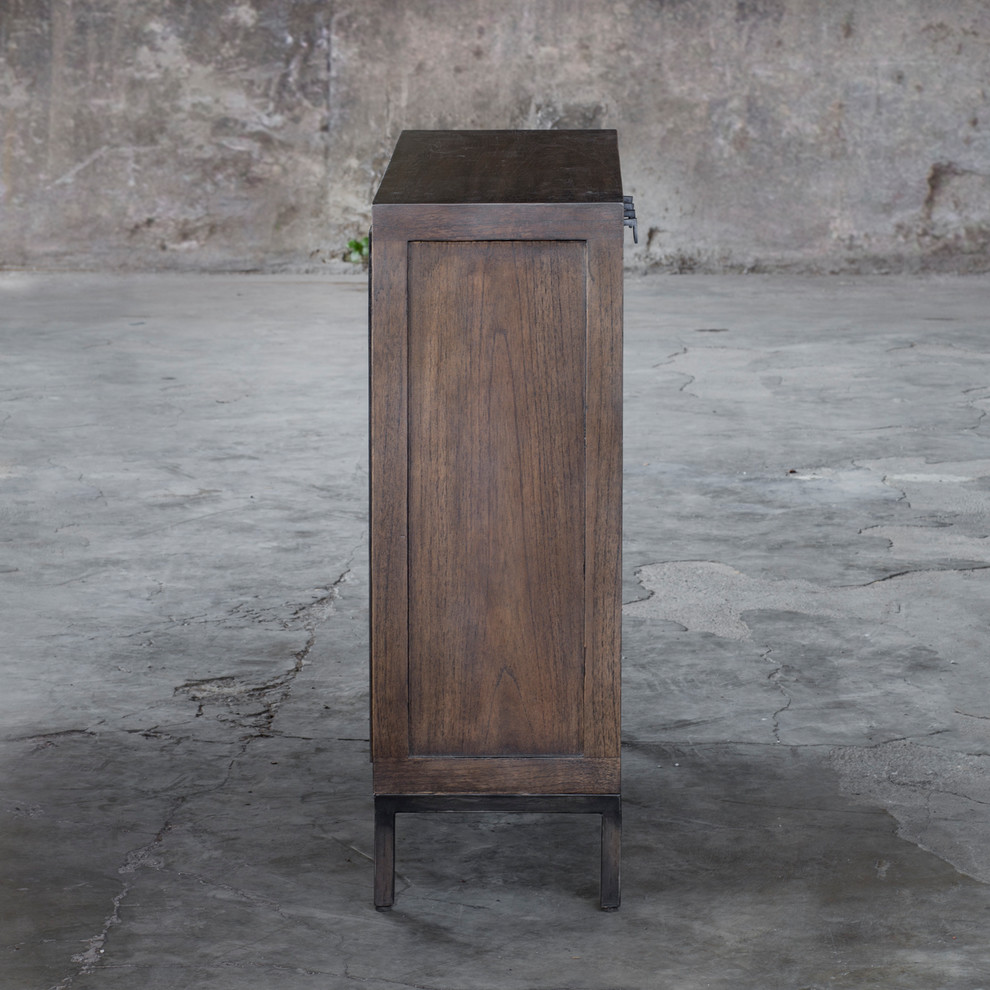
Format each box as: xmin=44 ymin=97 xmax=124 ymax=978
xmin=2 ymin=271 xmax=990 ymax=989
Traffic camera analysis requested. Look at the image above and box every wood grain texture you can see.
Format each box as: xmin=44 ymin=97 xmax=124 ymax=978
xmin=373 ymin=130 xmax=623 ymax=206
xmin=374 ymin=794 xmax=620 ymax=814
xmin=372 ymin=203 xmax=619 ymax=242
xmin=582 ymin=231 xmax=624 ymax=757
xmin=373 ymin=757 xmax=619 ymax=795
xmin=407 ymin=239 xmax=587 ymax=757
xmin=369 ymin=226 xmax=410 ymax=760
xmin=370 ymin=131 xmax=623 ymax=797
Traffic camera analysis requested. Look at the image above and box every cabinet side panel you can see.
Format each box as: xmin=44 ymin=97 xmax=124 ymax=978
xmin=407 ymin=240 xmax=587 ymax=757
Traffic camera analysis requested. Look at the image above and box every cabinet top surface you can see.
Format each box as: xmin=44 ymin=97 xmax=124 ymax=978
xmin=373 ymin=130 xmax=623 ymax=206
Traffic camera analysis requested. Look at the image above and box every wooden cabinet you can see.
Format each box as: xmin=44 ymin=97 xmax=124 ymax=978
xmin=369 ymin=130 xmax=625 ymax=909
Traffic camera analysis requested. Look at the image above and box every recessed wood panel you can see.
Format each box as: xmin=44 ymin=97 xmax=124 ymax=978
xmin=406 ymin=240 xmax=587 ymax=757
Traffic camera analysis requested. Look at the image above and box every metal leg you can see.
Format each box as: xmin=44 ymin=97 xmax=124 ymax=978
xmin=600 ymin=798 xmax=621 ymax=910
xmin=374 ymin=797 xmax=395 ymax=910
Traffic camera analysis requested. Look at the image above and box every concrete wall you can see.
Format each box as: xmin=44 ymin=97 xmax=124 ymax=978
xmin=2 ymin=0 xmax=990 ymax=273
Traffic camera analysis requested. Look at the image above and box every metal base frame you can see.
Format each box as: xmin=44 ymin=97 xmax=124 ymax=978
xmin=374 ymin=793 xmax=621 ymax=911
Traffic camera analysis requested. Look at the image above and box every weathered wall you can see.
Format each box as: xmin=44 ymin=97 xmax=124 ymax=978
xmin=2 ymin=0 xmax=990 ymax=272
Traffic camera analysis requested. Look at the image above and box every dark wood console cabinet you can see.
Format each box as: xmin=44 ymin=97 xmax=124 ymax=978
xmin=369 ymin=130 xmax=625 ymax=909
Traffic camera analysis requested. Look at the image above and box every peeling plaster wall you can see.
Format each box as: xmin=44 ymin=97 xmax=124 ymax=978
xmin=2 ymin=0 xmax=990 ymax=272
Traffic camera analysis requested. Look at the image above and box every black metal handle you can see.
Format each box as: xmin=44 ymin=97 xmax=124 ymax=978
xmin=623 ymin=196 xmax=638 ymax=244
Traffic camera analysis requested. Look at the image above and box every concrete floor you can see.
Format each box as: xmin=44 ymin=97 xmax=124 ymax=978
xmin=2 ymin=272 xmax=990 ymax=990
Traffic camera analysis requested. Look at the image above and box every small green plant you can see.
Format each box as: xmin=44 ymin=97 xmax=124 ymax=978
xmin=345 ymin=235 xmax=370 ymax=265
